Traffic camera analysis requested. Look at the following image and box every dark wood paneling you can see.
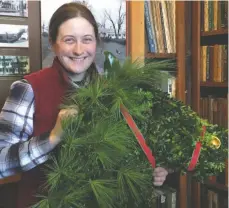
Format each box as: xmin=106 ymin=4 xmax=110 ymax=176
xmin=28 ymin=1 xmax=42 ymax=72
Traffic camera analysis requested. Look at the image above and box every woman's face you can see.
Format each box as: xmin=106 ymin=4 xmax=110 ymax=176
xmin=52 ymin=17 xmax=97 ymax=74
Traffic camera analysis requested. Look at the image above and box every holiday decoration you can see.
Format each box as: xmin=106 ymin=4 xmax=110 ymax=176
xmin=210 ymin=136 xmax=221 ymax=149
xmin=34 ymin=53 xmax=228 ymax=208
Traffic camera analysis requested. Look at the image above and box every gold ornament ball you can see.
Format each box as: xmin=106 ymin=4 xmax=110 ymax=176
xmin=209 ymin=136 xmax=221 ymax=149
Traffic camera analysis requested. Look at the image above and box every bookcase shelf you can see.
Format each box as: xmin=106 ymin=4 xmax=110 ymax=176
xmin=204 ymin=180 xmax=228 ymax=194
xmin=201 ymin=29 xmax=228 ymax=37
xmin=129 ymin=1 xmax=228 ymax=208
xmin=129 ymin=1 xmax=187 ymax=207
xmin=191 ymin=1 xmax=228 ymax=208
xmin=145 ymin=52 xmax=176 ymax=59
xmin=200 ymin=81 xmax=228 ymax=88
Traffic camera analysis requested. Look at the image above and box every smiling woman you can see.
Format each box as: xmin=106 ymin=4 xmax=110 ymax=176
xmin=51 ymin=17 xmax=97 ymax=76
xmin=41 ymin=0 xmax=126 ymax=69
xmin=0 ymin=2 xmax=103 ymax=208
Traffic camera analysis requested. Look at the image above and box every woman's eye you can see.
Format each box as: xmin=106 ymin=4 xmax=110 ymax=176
xmin=83 ymin=38 xmax=92 ymax=43
xmin=64 ymin=38 xmax=75 ymax=44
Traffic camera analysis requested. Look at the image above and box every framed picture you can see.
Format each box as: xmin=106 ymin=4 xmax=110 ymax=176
xmin=0 ymin=55 xmax=29 ymax=76
xmin=0 ymin=0 xmax=28 ymax=17
xmin=41 ymin=0 xmax=126 ymax=68
xmin=0 ymin=24 xmax=28 ymax=47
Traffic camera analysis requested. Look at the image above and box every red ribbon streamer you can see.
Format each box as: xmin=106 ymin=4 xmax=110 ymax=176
xmin=120 ymin=104 xmax=156 ymax=168
xmin=187 ymin=126 xmax=206 ymax=171
xmin=121 ymin=103 xmax=205 ymax=171
xmin=187 ymin=142 xmax=202 ymax=171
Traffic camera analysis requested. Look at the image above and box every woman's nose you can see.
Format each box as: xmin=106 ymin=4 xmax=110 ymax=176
xmin=73 ymin=43 xmax=84 ymax=55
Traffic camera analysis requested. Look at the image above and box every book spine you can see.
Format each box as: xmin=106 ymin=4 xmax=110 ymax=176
xmin=201 ymin=46 xmax=207 ymax=82
xmin=212 ymin=44 xmax=219 ymax=82
xmin=166 ymin=187 xmax=177 ymax=208
xmin=147 ymin=1 xmax=158 ymax=53
xmin=159 ymin=2 xmax=168 ymax=53
xmin=217 ymin=1 xmax=222 ymax=29
xmin=204 ymin=0 xmax=209 ymax=31
xmin=206 ymin=46 xmax=210 ymax=80
xmin=213 ymin=0 xmax=218 ymax=30
xmin=209 ymin=45 xmax=214 ymax=81
xmin=154 ymin=1 xmax=165 ymax=53
xmin=208 ymin=1 xmax=214 ymax=31
xmin=161 ymin=0 xmax=172 ymax=53
xmin=155 ymin=189 xmax=167 ymax=208
xmin=144 ymin=1 xmax=156 ymax=53
xmin=216 ymin=44 xmax=222 ymax=82
xmin=222 ymin=45 xmax=228 ymax=82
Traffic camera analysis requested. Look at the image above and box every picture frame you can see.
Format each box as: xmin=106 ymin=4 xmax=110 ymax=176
xmin=0 ymin=24 xmax=29 ymax=48
xmin=0 ymin=0 xmax=28 ymax=17
xmin=0 ymin=55 xmax=29 ymax=76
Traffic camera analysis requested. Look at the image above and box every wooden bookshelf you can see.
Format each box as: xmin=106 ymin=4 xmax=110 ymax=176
xmin=128 ymin=1 xmax=188 ymax=208
xmin=204 ymin=181 xmax=228 ymax=193
xmin=201 ymin=28 xmax=228 ymax=37
xmin=146 ymin=52 xmax=176 ymax=59
xmin=125 ymin=1 xmax=228 ymax=208
xmin=200 ymin=81 xmax=228 ymax=87
xmin=191 ymin=1 xmax=228 ymax=208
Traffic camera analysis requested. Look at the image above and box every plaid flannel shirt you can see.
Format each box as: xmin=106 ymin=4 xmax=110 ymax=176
xmin=0 ymin=64 xmax=104 ymax=179
xmin=0 ymin=80 xmax=54 ymax=179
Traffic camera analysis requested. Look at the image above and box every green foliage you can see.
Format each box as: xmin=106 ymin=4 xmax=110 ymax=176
xmin=35 ymin=53 xmax=228 ymax=208
xmin=141 ymin=87 xmax=228 ymax=181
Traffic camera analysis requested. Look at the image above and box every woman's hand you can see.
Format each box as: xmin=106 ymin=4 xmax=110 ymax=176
xmin=49 ymin=108 xmax=78 ymax=146
xmin=153 ymin=167 xmax=172 ymax=186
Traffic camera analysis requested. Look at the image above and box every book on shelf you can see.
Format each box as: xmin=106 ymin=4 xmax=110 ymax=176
xmin=200 ymin=44 xmax=228 ymax=83
xmin=200 ymin=96 xmax=228 ymax=129
xmin=201 ymin=185 xmax=220 ymax=208
xmin=200 ymin=176 xmax=228 ymax=208
xmin=144 ymin=0 xmax=176 ymax=54
xmin=151 ymin=186 xmax=177 ymax=208
xmin=201 ymin=0 xmax=228 ymax=32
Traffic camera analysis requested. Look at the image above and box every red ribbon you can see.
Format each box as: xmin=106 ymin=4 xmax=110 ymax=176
xmin=120 ymin=104 xmax=156 ymax=168
xmin=187 ymin=126 xmax=206 ymax=171
xmin=121 ymin=103 xmax=206 ymax=172
xmin=187 ymin=142 xmax=202 ymax=171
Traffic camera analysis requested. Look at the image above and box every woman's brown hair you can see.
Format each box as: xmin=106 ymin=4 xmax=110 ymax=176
xmin=49 ymin=2 xmax=99 ymax=44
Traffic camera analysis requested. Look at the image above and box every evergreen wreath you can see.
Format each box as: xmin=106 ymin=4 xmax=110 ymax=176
xmin=34 ymin=52 xmax=228 ymax=208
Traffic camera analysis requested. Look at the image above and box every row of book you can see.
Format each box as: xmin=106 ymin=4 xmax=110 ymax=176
xmin=200 ymin=45 xmax=228 ymax=82
xmin=200 ymin=96 xmax=228 ymax=129
xmin=151 ymin=186 xmax=176 ymax=208
xmin=201 ymin=187 xmax=226 ymax=208
xmin=201 ymin=176 xmax=228 ymax=208
xmin=201 ymin=0 xmax=228 ymax=32
xmin=144 ymin=1 xmax=176 ymax=54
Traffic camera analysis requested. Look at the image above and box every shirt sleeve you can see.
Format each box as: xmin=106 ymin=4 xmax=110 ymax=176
xmin=0 ymin=80 xmax=55 ymax=179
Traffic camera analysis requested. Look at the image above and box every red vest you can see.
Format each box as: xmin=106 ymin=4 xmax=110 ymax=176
xmin=24 ymin=57 xmax=69 ymax=136
xmin=17 ymin=58 xmax=98 ymax=208
xmin=16 ymin=57 xmax=69 ymax=208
